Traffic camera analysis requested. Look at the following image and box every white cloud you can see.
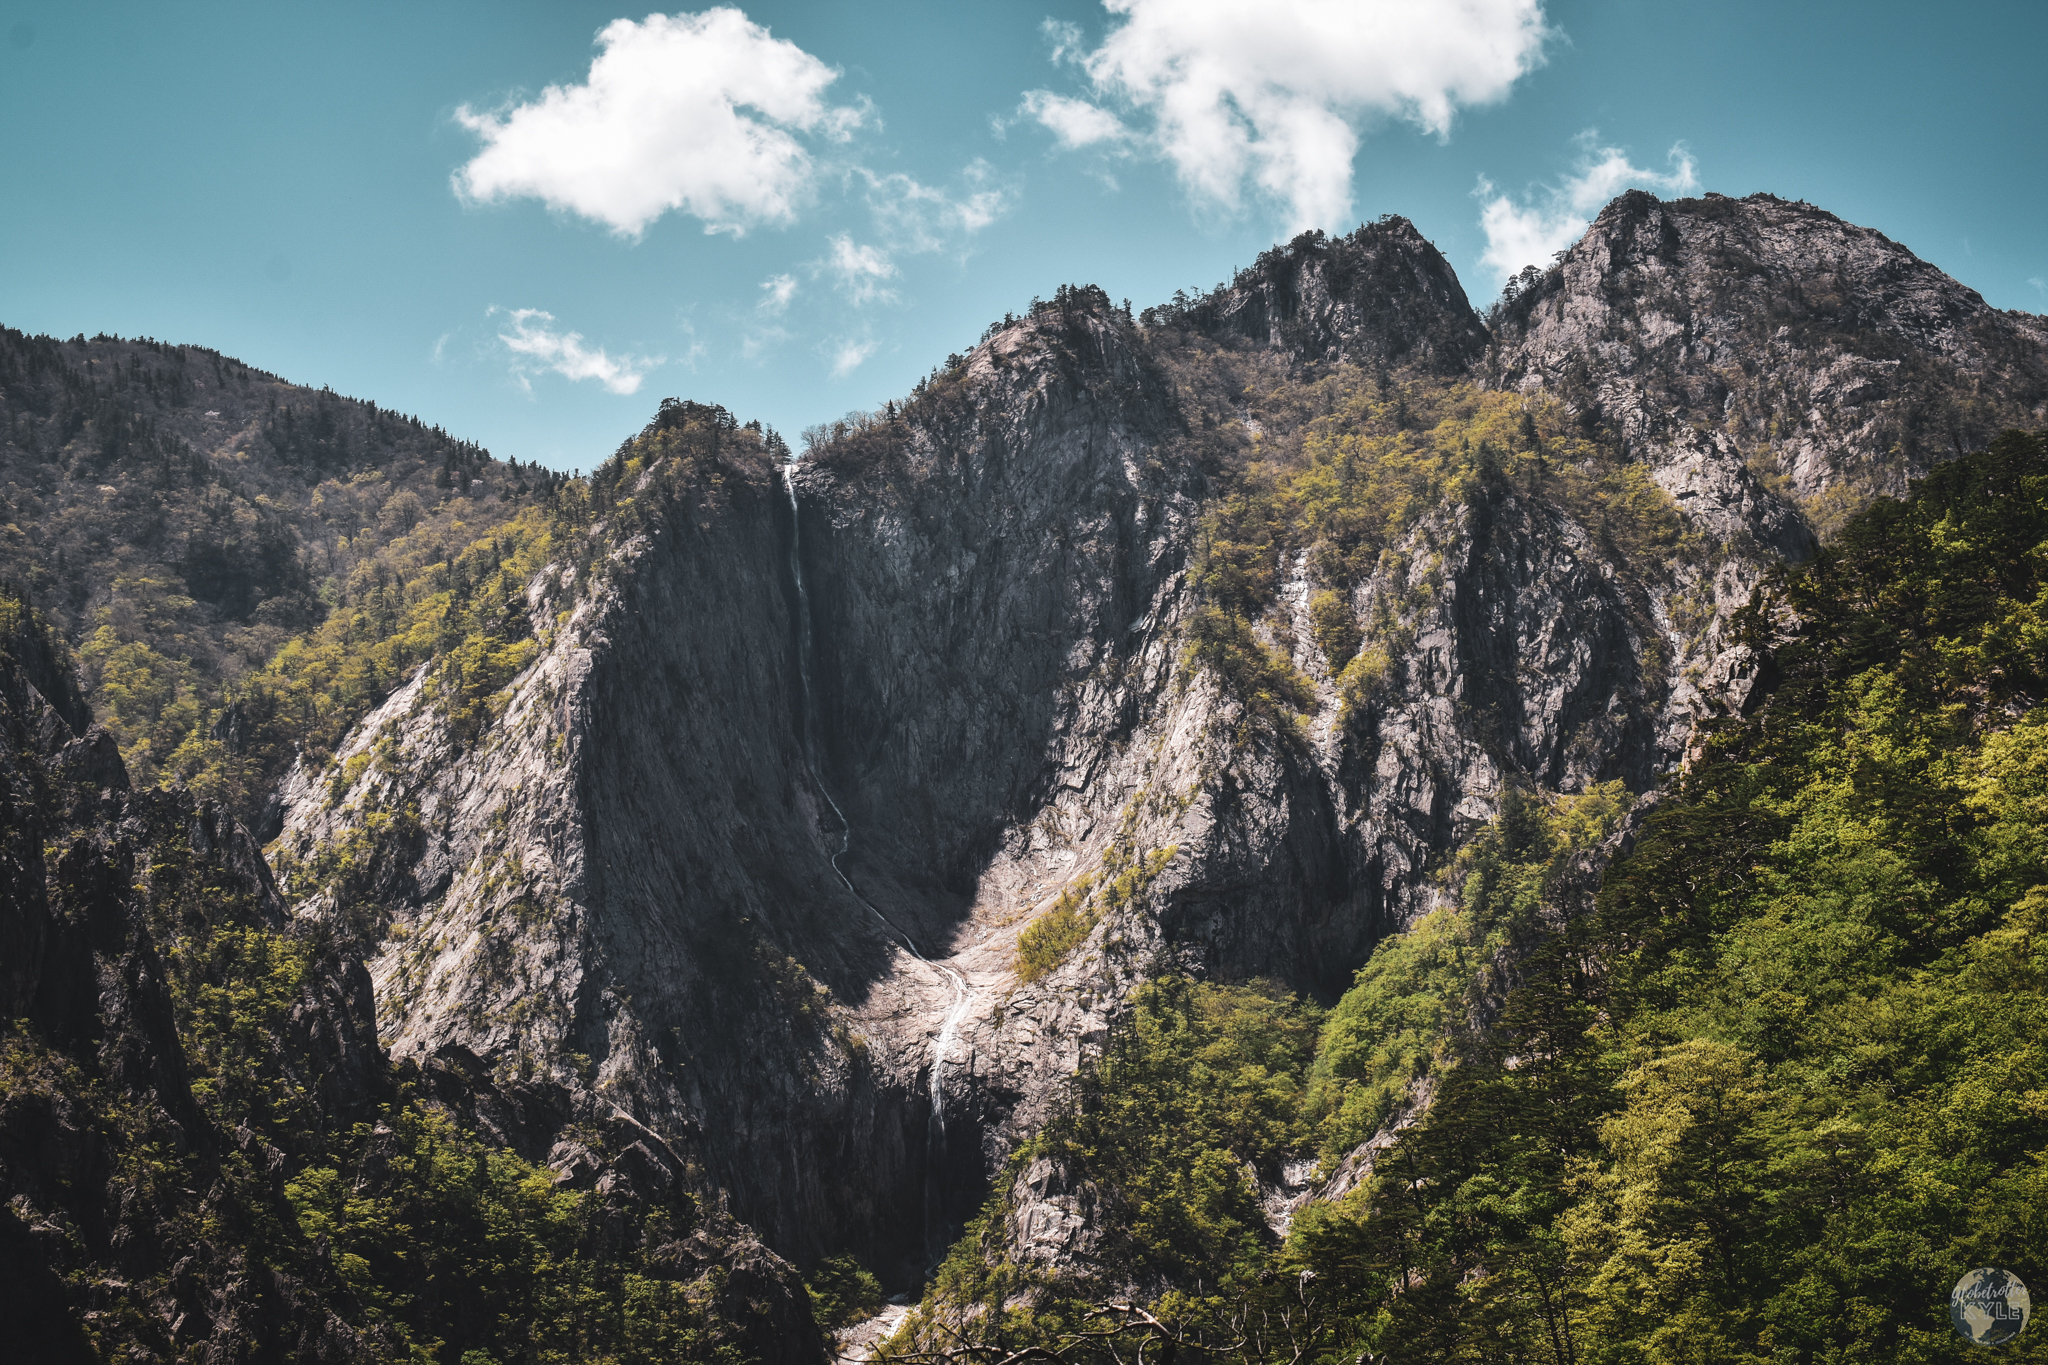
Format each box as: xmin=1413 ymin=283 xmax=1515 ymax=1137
xmin=825 ymin=234 xmax=898 ymax=305
xmin=1477 ymin=135 xmax=1699 ymax=281
xmin=858 ymin=161 xmax=1011 ymax=253
xmin=827 ymin=336 xmax=877 ymax=377
xmin=1044 ymin=0 xmax=1549 ymax=233
xmin=1043 ymin=18 xmax=1088 ymax=66
xmin=493 ymin=308 xmax=661 ymax=394
xmin=1016 ymin=90 xmax=1130 ymax=149
xmin=453 ymin=8 xmax=863 ymax=237
xmin=742 ymin=326 xmax=790 ymax=359
xmin=758 ymin=272 xmax=799 ymax=313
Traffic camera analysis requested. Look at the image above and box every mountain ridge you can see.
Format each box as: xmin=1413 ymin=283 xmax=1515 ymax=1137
xmin=258 ymin=190 xmax=2047 ymax=1292
xmin=3 ymin=188 xmax=2044 ymax=1360
xmin=1490 ymin=189 xmax=2048 ymax=537
xmin=0 ymin=325 xmax=565 ymax=801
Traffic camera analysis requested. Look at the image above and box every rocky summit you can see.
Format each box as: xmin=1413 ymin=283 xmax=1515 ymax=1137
xmin=4 ymin=191 xmax=2045 ymax=1362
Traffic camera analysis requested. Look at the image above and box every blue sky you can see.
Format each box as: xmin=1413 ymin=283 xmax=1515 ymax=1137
xmin=3 ymin=0 xmax=2043 ymax=469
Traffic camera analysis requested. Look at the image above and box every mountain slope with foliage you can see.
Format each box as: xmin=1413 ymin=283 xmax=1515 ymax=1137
xmin=6 ymin=191 xmax=2045 ymax=1361
xmin=884 ymin=428 xmax=2048 ymax=1363
xmin=1 ymin=576 xmax=820 ymax=1364
xmin=0 ymin=326 xmax=564 ymax=796
xmin=1490 ymin=191 xmax=2048 ymax=543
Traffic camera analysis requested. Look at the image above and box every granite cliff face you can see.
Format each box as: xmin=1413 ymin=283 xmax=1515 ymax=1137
xmin=268 ymin=434 xmax=918 ymax=1281
xmin=1490 ymin=191 xmax=2048 ymax=543
xmin=0 ymin=528 xmax=827 ymax=1363
xmin=1162 ymin=216 xmax=1491 ymax=373
xmin=259 ymin=193 xmax=2048 ymax=1306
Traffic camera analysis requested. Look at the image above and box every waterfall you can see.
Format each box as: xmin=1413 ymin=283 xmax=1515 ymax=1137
xmin=783 ymin=465 xmax=971 ymax=1263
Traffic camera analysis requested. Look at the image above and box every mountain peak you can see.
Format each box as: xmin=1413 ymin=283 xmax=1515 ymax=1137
xmin=1146 ymin=217 xmax=1489 ymax=374
xmin=1490 ymin=186 xmax=2048 ymax=527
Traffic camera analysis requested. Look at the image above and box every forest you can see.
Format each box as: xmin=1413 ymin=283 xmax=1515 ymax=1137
xmin=0 ymin=327 xmax=564 ymax=804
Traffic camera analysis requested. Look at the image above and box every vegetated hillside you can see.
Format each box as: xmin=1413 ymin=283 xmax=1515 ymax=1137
xmin=883 ymin=429 xmax=2048 ymax=1364
xmin=0 ymin=327 xmax=561 ymax=797
xmin=278 ymin=269 xmax=1699 ymax=1303
xmin=0 ymin=581 xmax=822 ymax=1359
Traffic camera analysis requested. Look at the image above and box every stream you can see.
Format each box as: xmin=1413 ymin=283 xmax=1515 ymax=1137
xmin=784 ymin=465 xmax=973 ymax=1266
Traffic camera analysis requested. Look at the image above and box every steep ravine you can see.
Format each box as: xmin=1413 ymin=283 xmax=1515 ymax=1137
xmin=784 ymin=463 xmax=971 ymax=1265
xmin=271 ymin=437 xmax=958 ymax=1282
xmin=267 ymin=193 xmax=2048 ymax=1300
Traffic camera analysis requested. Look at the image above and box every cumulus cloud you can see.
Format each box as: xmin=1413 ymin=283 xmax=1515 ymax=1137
xmin=827 ymin=336 xmax=877 ymax=377
xmin=1037 ymin=0 xmax=1549 ymax=233
xmin=494 ymin=308 xmax=661 ymax=394
xmin=825 ymin=234 xmax=898 ymax=305
xmin=1015 ymin=90 xmax=1130 ymax=149
xmin=758 ymin=272 xmax=799 ymax=313
xmin=1477 ymin=135 xmax=1699 ymax=281
xmin=453 ymin=8 xmax=863 ymax=237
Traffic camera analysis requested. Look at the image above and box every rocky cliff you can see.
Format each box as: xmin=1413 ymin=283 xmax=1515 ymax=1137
xmin=2 ymin=563 xmax=826 ymax=1361
xmin=253 ymin=193 xmax=2047 ymax=1315
xmin=1157 ymin=216 xmax=1491 ymax=373
xmin=266 ymin=418 xmax=913 ymax=1284
xmin=1489 ymin=191 xmax=2048 ymax=542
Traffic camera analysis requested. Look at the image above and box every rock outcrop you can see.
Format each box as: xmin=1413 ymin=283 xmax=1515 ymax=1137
xmin=262 ymin=300 xmax=1659 ymax=1285
xmin=1164 ymin=216 xmax=1491 ymax=374
xmin=267 ymin=432 xmax=921 ymax=1285
xmin=4 ymin=563 xmax=830 ymax=1362
xmin=1490 ymin=191 xmax=2048 ymax=541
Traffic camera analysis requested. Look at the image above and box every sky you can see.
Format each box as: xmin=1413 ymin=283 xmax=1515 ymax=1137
xmin=2 ymin=1 xmax=2043 ymax=471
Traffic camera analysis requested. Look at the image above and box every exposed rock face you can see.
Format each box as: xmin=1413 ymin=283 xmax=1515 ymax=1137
xmin=263 ymin=193 xmax=2047 ymax=1297
xmin=268 ymin=443 xmax=915 ymax=1296
xmin=1168 ymin=217 xmax=1490 ymax=374
xmin=1 ymin=573 xmax=831 ymax=1363
xmin=1490 ymin=191 xmax=2048 ymax=540
xmin=267 ymin=297 xmax=1678 ymax=1288
xmin=1006 ymin=1154 xmax=1107 ymax=1270
xmin=792 ymin=304 xmax=1194 ymax=955
xmin=266 ymin=312 xmax=1206 ymax=1278
xmin=787 ymin=272 xmax=1703 ymax=1240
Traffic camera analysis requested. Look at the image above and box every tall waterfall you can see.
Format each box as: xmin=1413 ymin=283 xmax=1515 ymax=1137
xmin=783 ymin=465 xmax=972 ymax=1262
